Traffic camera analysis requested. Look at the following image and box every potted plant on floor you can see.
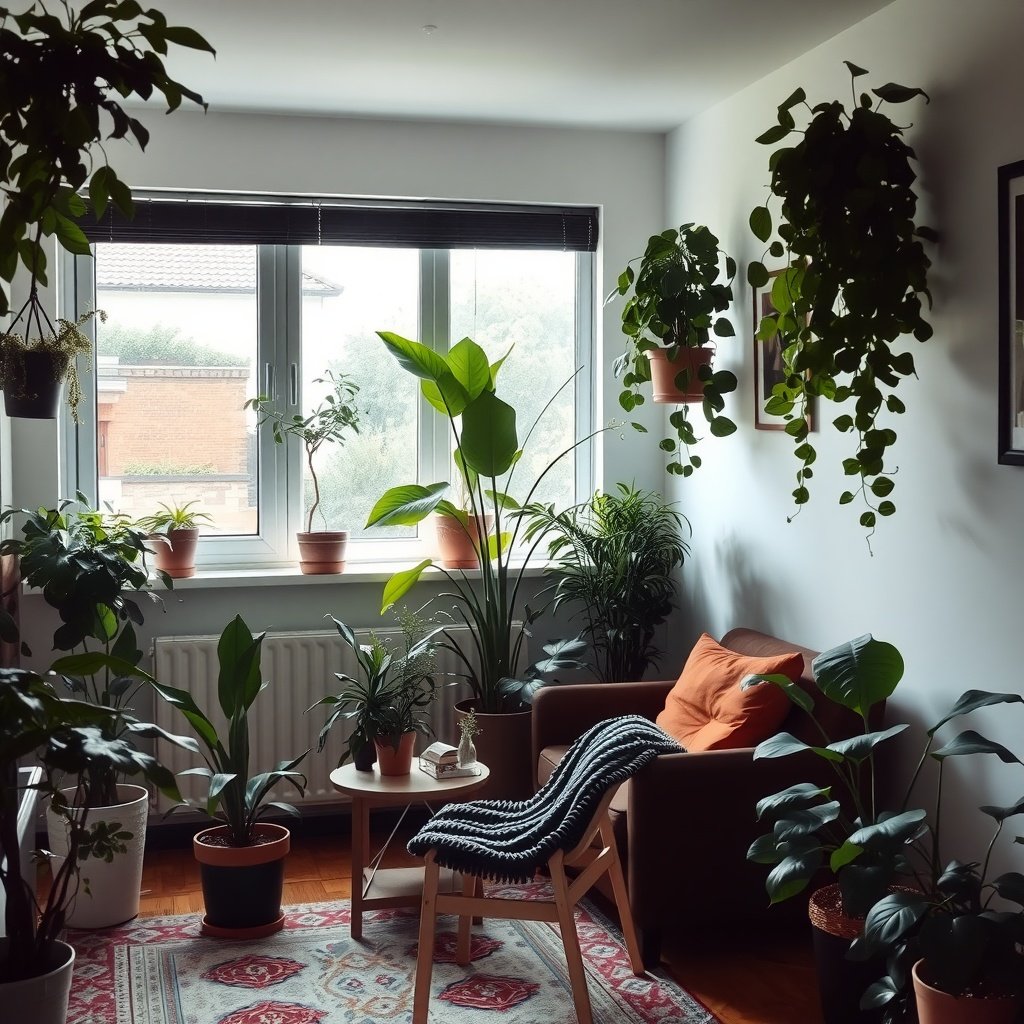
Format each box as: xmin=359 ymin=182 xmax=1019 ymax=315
xmin=246 ymin=369 xmax=361 ymax=574
xmin=608 ymin=223 xmax=739 ymax=477
xmin=310 ymin=609 xmax=440 ymax=774
xmin=152 ymin=615 xmax=308 ymax=938
xmin=747 ymin=62 xmax=936 ymax=542
xmin=365 ymin=333 xmax=600 ymax=799
xmin=0 ymin=497 xmax=173 ymax=929
xmin=137 ymin=501 xmax=214 ymax=579
xmin=0 ymin=667 xmax=188 ymax=1023
xmin=0 ymin=1 xmax=213 ymax=414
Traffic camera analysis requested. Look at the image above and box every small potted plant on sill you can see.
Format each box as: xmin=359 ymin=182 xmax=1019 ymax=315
xmin=310 ymin=609 xmax=440 ymax=776
xmin=608 ymin=223 xmax=739 ymax=477
xmin=152 ymin=615 xmax=308 ymax=939
xmin=246 ymin=369 xmax=361 ymax=574
xmin=0 ymin=667 xmax=188 ymax=1024
xmin=137 ymin=500 xmax=214 ymax=579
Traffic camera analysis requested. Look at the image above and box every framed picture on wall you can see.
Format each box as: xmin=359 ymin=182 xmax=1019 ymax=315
xmin=998 ymin=158 xmax=1024 ymax=464
xmin=752 ymin=267 xmax=813 ymax=432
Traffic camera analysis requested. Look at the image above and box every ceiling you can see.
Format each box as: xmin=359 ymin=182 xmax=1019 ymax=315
xmin=158 ymin=0 xmax=895 ymax=131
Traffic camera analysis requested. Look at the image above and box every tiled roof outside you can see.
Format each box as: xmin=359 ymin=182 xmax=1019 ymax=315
xmin=95 ymin=243 xmax=343 ymax=296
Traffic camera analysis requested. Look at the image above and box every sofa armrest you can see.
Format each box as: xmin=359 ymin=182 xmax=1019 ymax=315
xmin=532 ymin=680 xmax=674 ymax=759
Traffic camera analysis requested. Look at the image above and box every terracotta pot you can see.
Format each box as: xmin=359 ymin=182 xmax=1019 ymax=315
xmin=913 ymin=959 xmax=1022 ymax=1024
xmin=433 ymin=512 xmax=494 ymax=569
xmin=374 ymin=731 xmax=417 ymax=775
xmin=0 ymin=938 xmax=75 ymax=1024
xmin=193 ymin=822 xmax=290 ymax=938
xmin=2 ymin=350 xmax=65 ymax=419
xmin=296 ymin=530 xmax=349 ymax=574
xmin=149 ymin=527 xmax=200 ymax=579
xmin=455 ymin=699 xmax=533 ymax=802
xmin=646 ymin=346 xmax=714 ymax=403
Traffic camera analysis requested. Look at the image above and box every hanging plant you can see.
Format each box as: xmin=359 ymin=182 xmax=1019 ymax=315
xmin=747 ymin=62 xmax=937 ymax=544
xmin=609 ymin=223 xmax=738 ymax=476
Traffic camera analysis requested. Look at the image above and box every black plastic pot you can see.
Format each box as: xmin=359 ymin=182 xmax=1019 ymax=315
xmin=811 ymin=919 xmax=884 ymax=1024
xmin=2 ymin=351 xmax=64 ymax=419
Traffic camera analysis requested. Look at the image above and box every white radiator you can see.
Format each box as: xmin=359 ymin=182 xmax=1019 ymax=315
xmin=150 ymin=625 xmax=520 ymax=811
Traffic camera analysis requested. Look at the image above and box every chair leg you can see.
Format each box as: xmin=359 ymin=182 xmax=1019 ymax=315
xmin=413 ymin=852 xmax=441 ymax=1024
xmin=599 ymin=819 xmax=644 ymax=975
xmin=472 ymin=875 xmax=483 ymax=926
xmin=550 ymin=851 xmax=593 ymax=1024
xmin=457 ymin=872 xmax=475 ymax=966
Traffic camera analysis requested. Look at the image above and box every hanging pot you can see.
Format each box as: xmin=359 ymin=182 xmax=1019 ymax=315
xmin=646 ymin=346 xmax=714 ymax=403
xmin=912 ymin=960 xmax=1022 ymax=1024
xmin=149 ymin=527 xmax=200 ymax=579
xmin=2 ymin=350 xmax=65 ymax=419
xmin=0 ymin=938 xmax=75 ymax=1024
xmin=193 ymin=822 xmax=290 ymax=938
xmin=432 ymin=512 xmax=494 ymax=569
xmin=45 ymin=783 xmax=149 ymax=929
xmin=807 ymin=884 xmax=884 ymax=1024
xmin=455 ymin=699 xmax=533 ymax=802
xmin=296 ymin=530 xmax=349 ymax=575
xmin=374 ymin=731 xmax=417 ymax=776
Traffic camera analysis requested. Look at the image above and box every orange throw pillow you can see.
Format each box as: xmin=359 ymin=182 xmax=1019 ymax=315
xmin=656 ymin=633 xmax=803 ymax=751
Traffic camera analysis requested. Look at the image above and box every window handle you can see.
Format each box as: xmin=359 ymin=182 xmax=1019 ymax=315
xmin=264 ymin=363 xmax=276 ymax=401
xmin=289 ymin=362 xmax=299 ymax=407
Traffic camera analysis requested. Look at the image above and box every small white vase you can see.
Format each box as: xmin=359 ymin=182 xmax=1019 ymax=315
xmin=458 ymin=733 xmax=477 ymax=768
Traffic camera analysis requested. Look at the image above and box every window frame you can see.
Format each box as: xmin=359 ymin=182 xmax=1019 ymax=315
xmin=61 ymin=200 xmax=596 ymax=571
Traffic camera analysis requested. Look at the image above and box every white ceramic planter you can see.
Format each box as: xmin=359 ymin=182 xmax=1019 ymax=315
xmin=46 ymin=783 xmax=149 ymax=929
xmin=0 ymin=938 xmax=75 ymax=1024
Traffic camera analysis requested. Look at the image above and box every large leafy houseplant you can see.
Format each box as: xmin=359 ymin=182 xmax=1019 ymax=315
xmin=747 ymin=62 xmax=937 ymax=542
xmin=609 ymin=223 xmax=739 ymax=476
xmin=521 ymin=484 xmax=690 ymax=686
xmin=365 ymin=332 xmax=596 ymax=715
xmin=0 ymin=1 xmax=213 ymax=415
xmin=0 ymin=667 xmax=188 ymax=983
xmin=0 ymin=497 xmax=170 ymax=807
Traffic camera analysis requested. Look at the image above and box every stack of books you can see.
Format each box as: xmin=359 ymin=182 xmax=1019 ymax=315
xmin=418 ymin=741 xmax=480 ymax=780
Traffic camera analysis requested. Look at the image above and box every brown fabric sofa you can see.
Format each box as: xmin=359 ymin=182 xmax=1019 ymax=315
xmin=532 ymin=627 xmax=869 ymax=966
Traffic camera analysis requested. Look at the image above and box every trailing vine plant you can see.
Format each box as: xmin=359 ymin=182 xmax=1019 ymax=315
xmin=747 ymin=62 xmax=936 ymax=545
xmin=610 ymin=224 xmax=738 ymax=476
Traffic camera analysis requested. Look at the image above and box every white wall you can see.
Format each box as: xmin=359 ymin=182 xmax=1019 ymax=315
xmin=667 ymin=0 xmax=1024 ymax=874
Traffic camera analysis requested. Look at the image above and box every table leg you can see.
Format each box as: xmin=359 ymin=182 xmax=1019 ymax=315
xmin=350 ymin=795 xmax=368 ymax=940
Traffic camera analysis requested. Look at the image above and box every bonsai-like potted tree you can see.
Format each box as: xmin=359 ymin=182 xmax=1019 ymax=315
xmin=137 ymin=500 xmax=214 ymax=579
xmin=0 ymin=497 xmax=172 ymax=928
xmin=747 ymin=62 xmax=937 ymax=544
xmin=246 ymin=369 xmax=361 ymax=574
xmin=0 ymin=667 xmax=189 ymax=1022
xmin=608 ymin=223 xmax=739 ymax=477
xmin=365 ymin=332 xmax=599 ymax=799
xmin=152 ymin=615 xmax=308 ymax=939
xmin=0 ymin=1 xmax=213 ymax=418
xmin=311 ymin=609 xmax=440 ymax=774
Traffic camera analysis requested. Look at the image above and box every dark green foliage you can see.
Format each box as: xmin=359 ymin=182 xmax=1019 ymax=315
xmin=748 ymin=64 xmax=935 ymax=544
xmin=0 ymin=1 xmax=214 ymax=314
xmin=608 ymin=224 xmax=739 ymax=474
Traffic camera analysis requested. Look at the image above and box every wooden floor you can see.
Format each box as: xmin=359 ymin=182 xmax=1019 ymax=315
xmin=56 ymin=827 xmax=822 ymax=1024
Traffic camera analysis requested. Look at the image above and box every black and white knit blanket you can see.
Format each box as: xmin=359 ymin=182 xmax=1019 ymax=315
xmin=407 ymin=714 xmax=683 ymax=883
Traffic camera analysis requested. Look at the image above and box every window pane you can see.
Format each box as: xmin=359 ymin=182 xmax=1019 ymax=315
xmin=450 ymin=250 xmax=577 ymax=510
xmin=300 ymin=247 xmax=420 ymax=539
xmin=94 ymin=243 xmax=258 ymax=535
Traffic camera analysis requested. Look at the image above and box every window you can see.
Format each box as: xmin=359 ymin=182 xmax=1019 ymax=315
xmin=65 ymin=195 xmax=597 ymax=569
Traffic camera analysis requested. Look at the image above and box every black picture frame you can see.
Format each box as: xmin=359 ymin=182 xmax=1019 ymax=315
xmin=998 ymin=159 xmax=1024 ymax=464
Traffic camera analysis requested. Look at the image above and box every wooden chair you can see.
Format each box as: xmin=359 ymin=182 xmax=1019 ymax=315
xmin=412 ymin=785 xmax=644 ymax=1024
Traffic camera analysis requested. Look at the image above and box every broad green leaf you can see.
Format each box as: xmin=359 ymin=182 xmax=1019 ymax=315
xmin=928 ymin=689 xmax=1024 ymax=735
xmin=932 ymin=730 xmax=1022 ymax=764
xmin=749 ymin=206 xmax=772 ymax=242
xmin=860 ymin=890 xmax=928 ymax=950
xmin=827 ymin=724 xmax=908 ymax=763
xmin=991 ymin=871 xmax=1024 ymax=906
xmin=844 ymin=61 xmax=869 ymax=78
xmin=381 ymin=559 xmax=433 ymax=613
xmin=51 ymin=651 xmax=154 ymax=683
xmin=486 ymin=532 xmax=512 ymax=560
xmin=460 ymin=390 xmax=518 ymax=476
xmin=365 ymin=482 xmax=448 ymax=528
xmin=447 ymin=337 xmax=492 ymax=399
xmin=216 ymin=615 xmax=264 ymax=717
xmin=811 ymin=634 xmax=903 ymax=716
xmin=755 ymin=783 xmax=831 ymax=821
xmin=765 ymin=849 xmax=822 ymax=903
xmin=847 ymin=809 xmax=928 ymax=851
xmin=754 ymin=732 xmax=844 ymax=763
xmin=747 ymin=833 xmax=783 ymax=865
xmin=484 ymin=489 xmax=520 ymax=511
xmin=489 ymin=345 xmax=514 ymax=388
xmin=453 ymin=447 xmax=478 ymax=494
xmin=980 ymin=796 xmax=1024 ymax=823
xmin=378 ymin=331 xmax=470 ymax=414
xmin=748 ymin=261 xmax=769 ymax=288
xmin=830 ymin=840 xmax=863 ymax=873
xmin=872 ymin=83 xmax=930 ymax=105
xmin=772 ymin=801 xmax=841 ymax=840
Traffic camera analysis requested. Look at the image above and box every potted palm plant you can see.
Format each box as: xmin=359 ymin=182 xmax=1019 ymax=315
xmin=152 ymin=615 xmax=308 ymax=938
xmin=137 ymin=500 xmax=214 ymax=579
xmin=246 ymin=369 xmax=361 ymax=574
xmin=608 ymin=223 xmax=739 ymax=477
xmin=0 ymin=497 xmax=173 ymax=929
xmin=310 ymin=609 xmax=440 ymax=774
xmin=365 ymin=332 xmax=599 ymax=799
xmin=0 ymin=667 xmax=189 ymax=1023
xmin=0 ymin=1 xmax=213 ymax=414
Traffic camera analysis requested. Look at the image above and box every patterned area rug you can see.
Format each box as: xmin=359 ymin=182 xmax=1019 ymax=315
xmin=67 ymin=882 xmax=718 ymax=1024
